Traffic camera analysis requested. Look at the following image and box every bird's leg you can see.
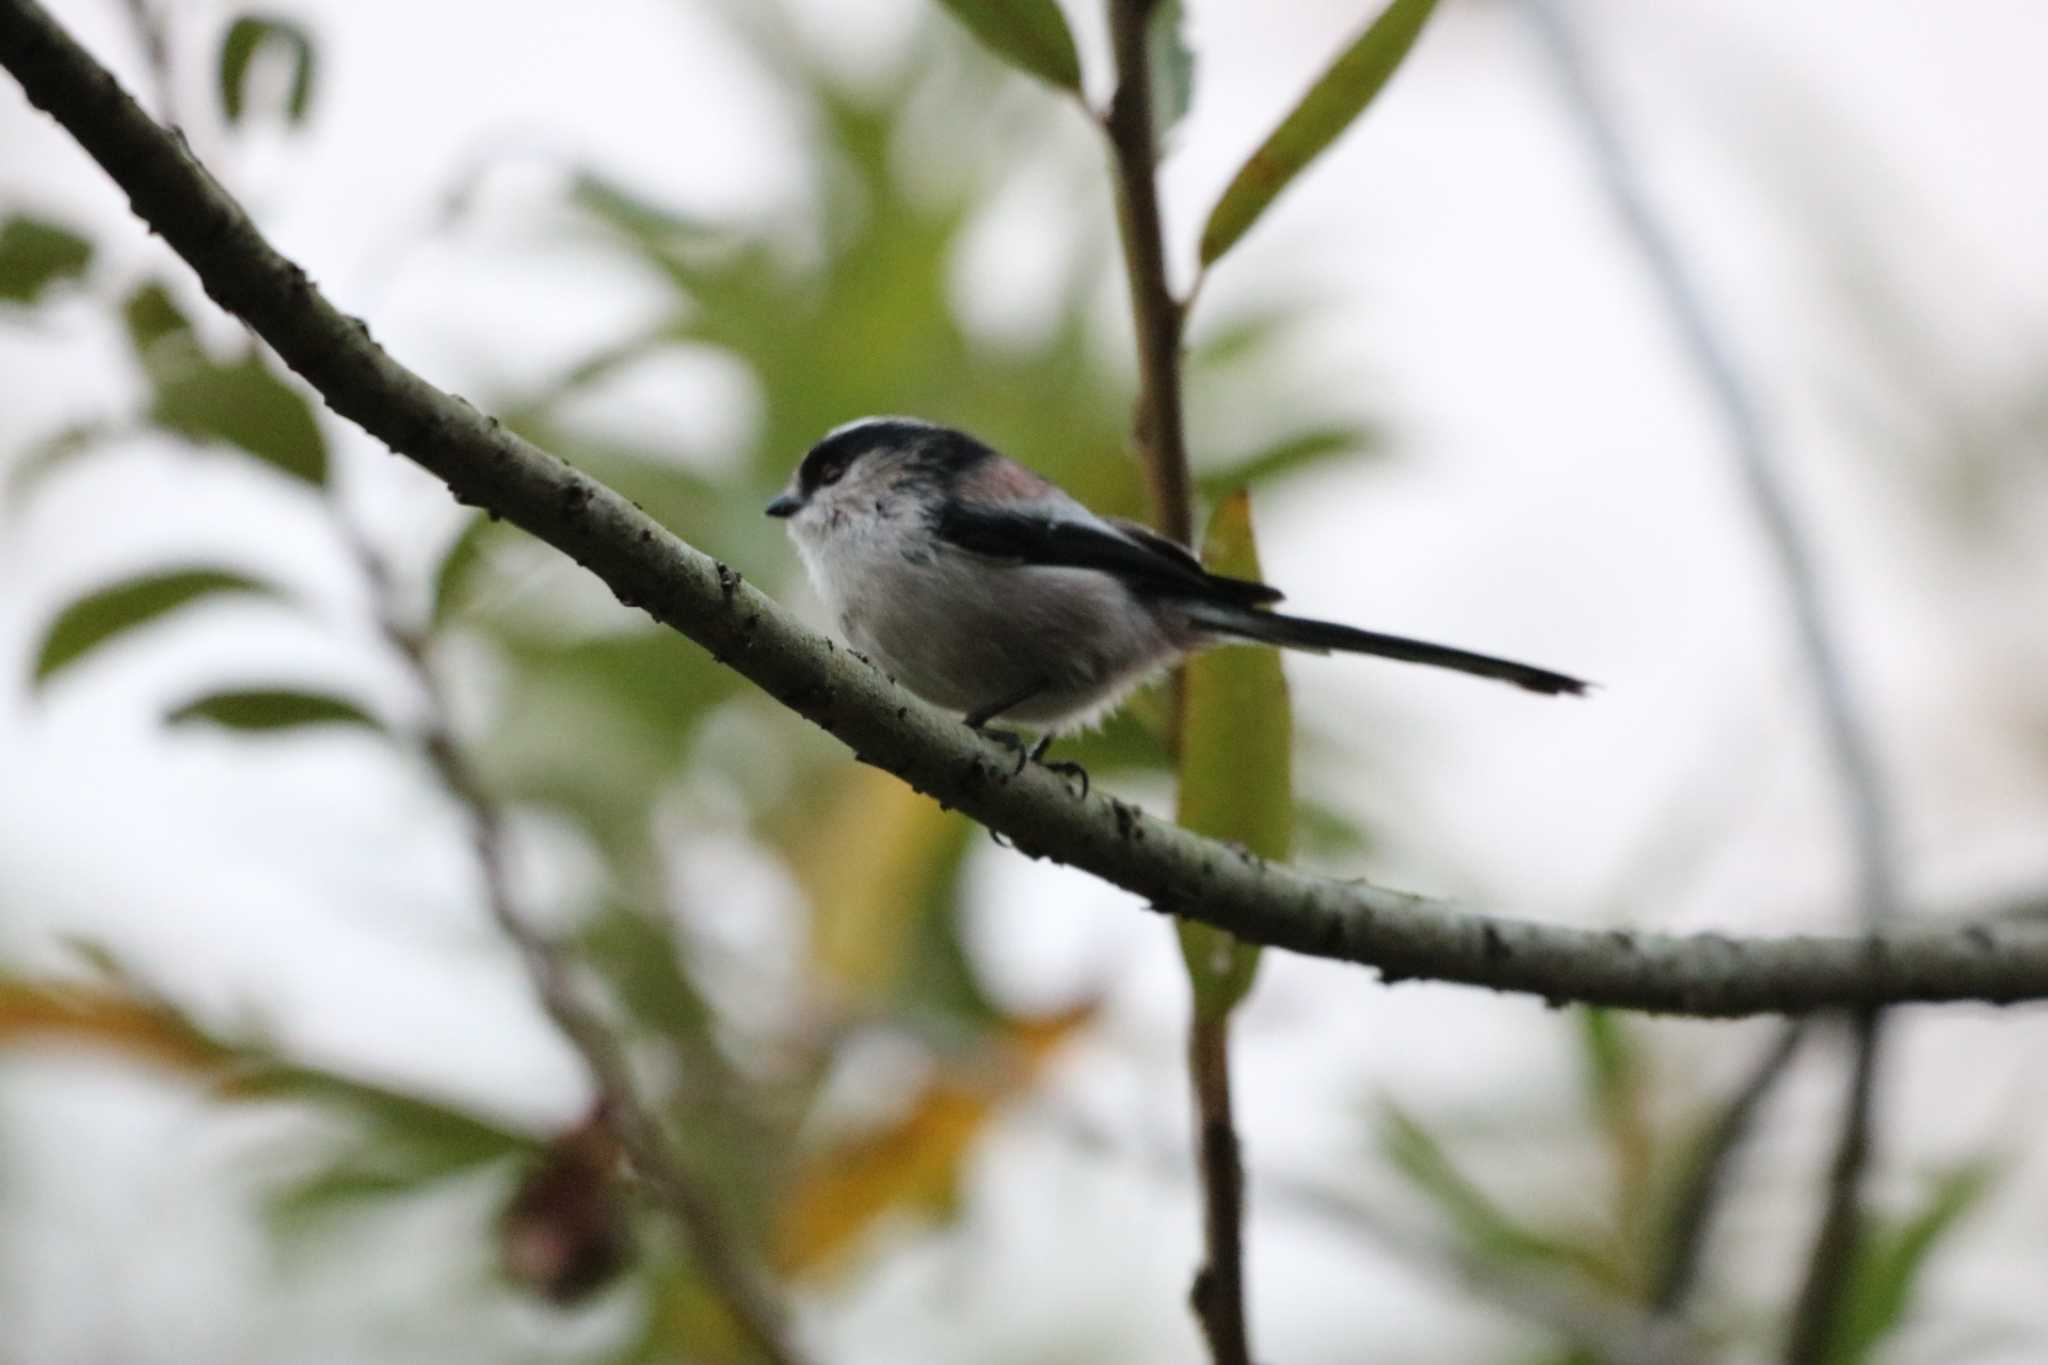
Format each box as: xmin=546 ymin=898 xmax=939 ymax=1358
xmin=962 ymin=678 xmax=1047 ymax=730
xmin=964 ymin=678 xmax=1049 ymax=774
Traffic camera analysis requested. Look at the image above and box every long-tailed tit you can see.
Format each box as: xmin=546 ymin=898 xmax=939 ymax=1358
xmin=767 ymin=417 xmax=1586 ymax=744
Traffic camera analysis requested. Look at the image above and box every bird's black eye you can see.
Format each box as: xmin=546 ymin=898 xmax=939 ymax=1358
xmin=814 ymin=458 xmax=847 ymax=487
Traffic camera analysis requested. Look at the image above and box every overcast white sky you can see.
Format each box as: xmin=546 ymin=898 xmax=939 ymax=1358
xmin=4 ymin=0 xmax=2048 ymax=1361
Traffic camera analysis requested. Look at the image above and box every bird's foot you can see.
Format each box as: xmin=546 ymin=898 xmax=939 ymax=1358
xmin=1025 ymin=735 xmax=1089 ymax=799
xmin=1043 ymin=759 xmax=1089 ymax=801
xmin=972 ymin=724 xmax=1032 ymax=775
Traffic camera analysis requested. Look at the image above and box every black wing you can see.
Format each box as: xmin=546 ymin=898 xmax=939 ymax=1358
xmin=936 ymin=504 xmax=1284 ymax=606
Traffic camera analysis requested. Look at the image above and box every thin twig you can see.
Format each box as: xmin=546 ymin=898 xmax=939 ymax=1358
xmin=1519 ymin=1 xmax=1904 ymax=1353
xmin=343 ymin=535 xmax=808 ymax=1365
xmin=1651 ymin=1020 xmax=1809 ymax=1313
xmin=1784 ymin=1009 xmax=1881 ymax=1364
xmin=1186 ymin=1014 xmax=1251 ymax=1365
xmin=13 ymin=0 xmax=2048 ymax=1016
xmin=1044 ymin=1106 xmax=1697 ymax=1365
xmin=1279 ymin=1177 xmax=1699 ymax=1365
xmin=1103 ymin=4 xmax=1253 ymax=1361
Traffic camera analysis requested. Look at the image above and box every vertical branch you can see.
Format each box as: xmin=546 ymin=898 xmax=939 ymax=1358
xmin=1104 ymin=0 xmax=1193 ymax=547
xmin=1103 ymin=4 xmax=1249 ymax=1362
xmin=1520 ymin=0 xmax=1904 ymax=1351
xmin=1784 ymin=1011 xmax=1882 ymax=1364
xmin=1186 ymin=1013 xmax=1252 ymax=1365
xmin=343 ymin=534 xmax=808 ymax=1365
xmin=1650 ymin=1020 xmax=1808 ymax=1312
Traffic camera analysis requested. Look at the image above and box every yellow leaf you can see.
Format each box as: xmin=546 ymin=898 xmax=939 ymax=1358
xmin=0 ymin=980 xmax=228 ymax=1073
xmin=786 ymin=767 xmax=973 ymax=999
xmin=773 ymin=1004 xmax=1093 ymax=1274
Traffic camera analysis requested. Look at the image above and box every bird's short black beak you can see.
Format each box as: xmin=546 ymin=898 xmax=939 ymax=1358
xmin=765 ymin=493 xmax=801 ymax=519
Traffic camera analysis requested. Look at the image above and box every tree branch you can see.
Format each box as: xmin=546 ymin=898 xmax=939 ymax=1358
xmin=1650 ymin=1020 xmax=1808 ymax=1313
xmin=345 ymin=537 xmax=805 ymax=1365
xmin=1045 ymin=1106 xmax=1698 ymax=1365
xmin=10 ymin=0 xmax=2048 ymax=1018
xmin=1104 ymin=0 xmax=1193 ymax=548
xmin=1783 ymin=1009 xmax=1883 ymax=1364
xmin=1104 ymin=7 xmax=1250 ymax=1360
xmin=1520 ymin=3 xmax=1905 ymax=1352
xmin=1185 ymin=1013 xmax=1250 ymax=1364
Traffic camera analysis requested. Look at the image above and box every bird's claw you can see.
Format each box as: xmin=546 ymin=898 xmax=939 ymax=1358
xmin=976 ymin=726 xmax=1031 ymax=775
xmin=967 ymin=723 xmax=1088 ymax=795
xmin=1024 ymin=735 xmax=1088 ymax=799
xmin=1043 ymin=759 xmax=1089 ymax=801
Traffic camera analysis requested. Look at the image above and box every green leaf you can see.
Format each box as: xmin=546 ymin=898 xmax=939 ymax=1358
xmin=218 ymin=15 xmax=318 ymax=124
xmin=1195 ymin=423 xmax=1380 ymax=499
xmin=1578 ymin=1008 xmax=1636 ymax=1116
xmin=430 ymin=512 xmax=492 ymax=627
xmin=1198 ymin=0 xmax=1443 ymax=266
xmin=152 ymin=354 xmax=329 ymax=485
xmin=0 ymin=215 xmax=92 ymax=304
xmin=929 ymin=0 xmax=1083 ymax=93
xmin=32 ymin=568 xmax=276 ymax=687
xmin=122 ymin=280 xmax=198 ymax=375
xmin=5 ymin=420 xmax=135 ymax=515
xmin=479 ymin=626 xmax=745 ymax=859
xmin=117 ymin=280 xmax=328 ymax=484
xmin=1175 ymin=492 xmax=1290 ymax=1018
xmin=569 ymin=171 xmax=707 ymax=247
xmin=1148 ymin=0 xmax=1195 ymax=157
xmin=258 ymin=1064 xmax=536 ymax=1235
xmin=1380 ymin=1102 xmax=1600 ymax=1272
xmin=1825 ymin=1161 xmax=1998 ymax=1365
xmin=580 ymin=903 xmax=715 ymax=1045
xmin=166 ymin=688 xmax=381 ymax=733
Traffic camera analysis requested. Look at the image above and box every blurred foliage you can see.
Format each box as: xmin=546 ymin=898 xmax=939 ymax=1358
xmin=773 ymin=1001 xmax=1094 ymax=1275
xmin=1147 ymin=0 xmax=1196 ymax=156
xmin=217 ymin=14 xmax=318 ymax=126
xmin=0 ymin=965 xmax=539 ymax=1226
xmin=126 ymin=278 xmax=331 ymax=485
xmin=29 ymin=566 xmax=277 ymax=686
xmin=1376 ymin=1011 xmax=2000 ymax=1364
xmin=165 ymin=685 xmax=382 ymax=733
xmin=5 ymin=6 xmax=1375 ymax=1354
xmin=0 ymin=213 xmax=92 ymax=305
xmin=1 ymin=0 xmax=2025 ymax=1361
xmin=928 ymin=0 xmax=1081 ymax=93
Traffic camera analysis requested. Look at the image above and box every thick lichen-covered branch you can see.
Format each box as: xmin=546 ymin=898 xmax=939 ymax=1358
xmin=8 ymin=0 xmax=2048 ymax=1020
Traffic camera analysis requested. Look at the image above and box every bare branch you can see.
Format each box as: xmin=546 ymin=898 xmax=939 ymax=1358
xmin=1045 ymin=1107 xmax=1699 ymax=1365
xmin=1519 ymin=1 xmax=1905 ymax=1353
xmin=1184 ymin=1013 xmax=1251 ymax=1365
xmin=346 ymin=538 xmax=808 ymax=1365
xmin=9 ymin=0 xmax=2048 ymax=1018
xmin=1104 ymin=6 xmax=1252 ymax=1359
xmin=1650 ymin=1020 xmax=1809 ymax=1313
xmin=1784 ymin=1010 xmax=1883 ymax=1364
xmin=1104 ymin=0 xmax=1193 ymax=548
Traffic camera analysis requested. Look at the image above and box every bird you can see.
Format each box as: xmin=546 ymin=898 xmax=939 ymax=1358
xmin=767 ymin=416 xmax=1586 ymax=761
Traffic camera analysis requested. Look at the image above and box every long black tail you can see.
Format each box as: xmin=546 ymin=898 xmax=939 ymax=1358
xmin=1185 ymin=602 xmax=1588 ymax=697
